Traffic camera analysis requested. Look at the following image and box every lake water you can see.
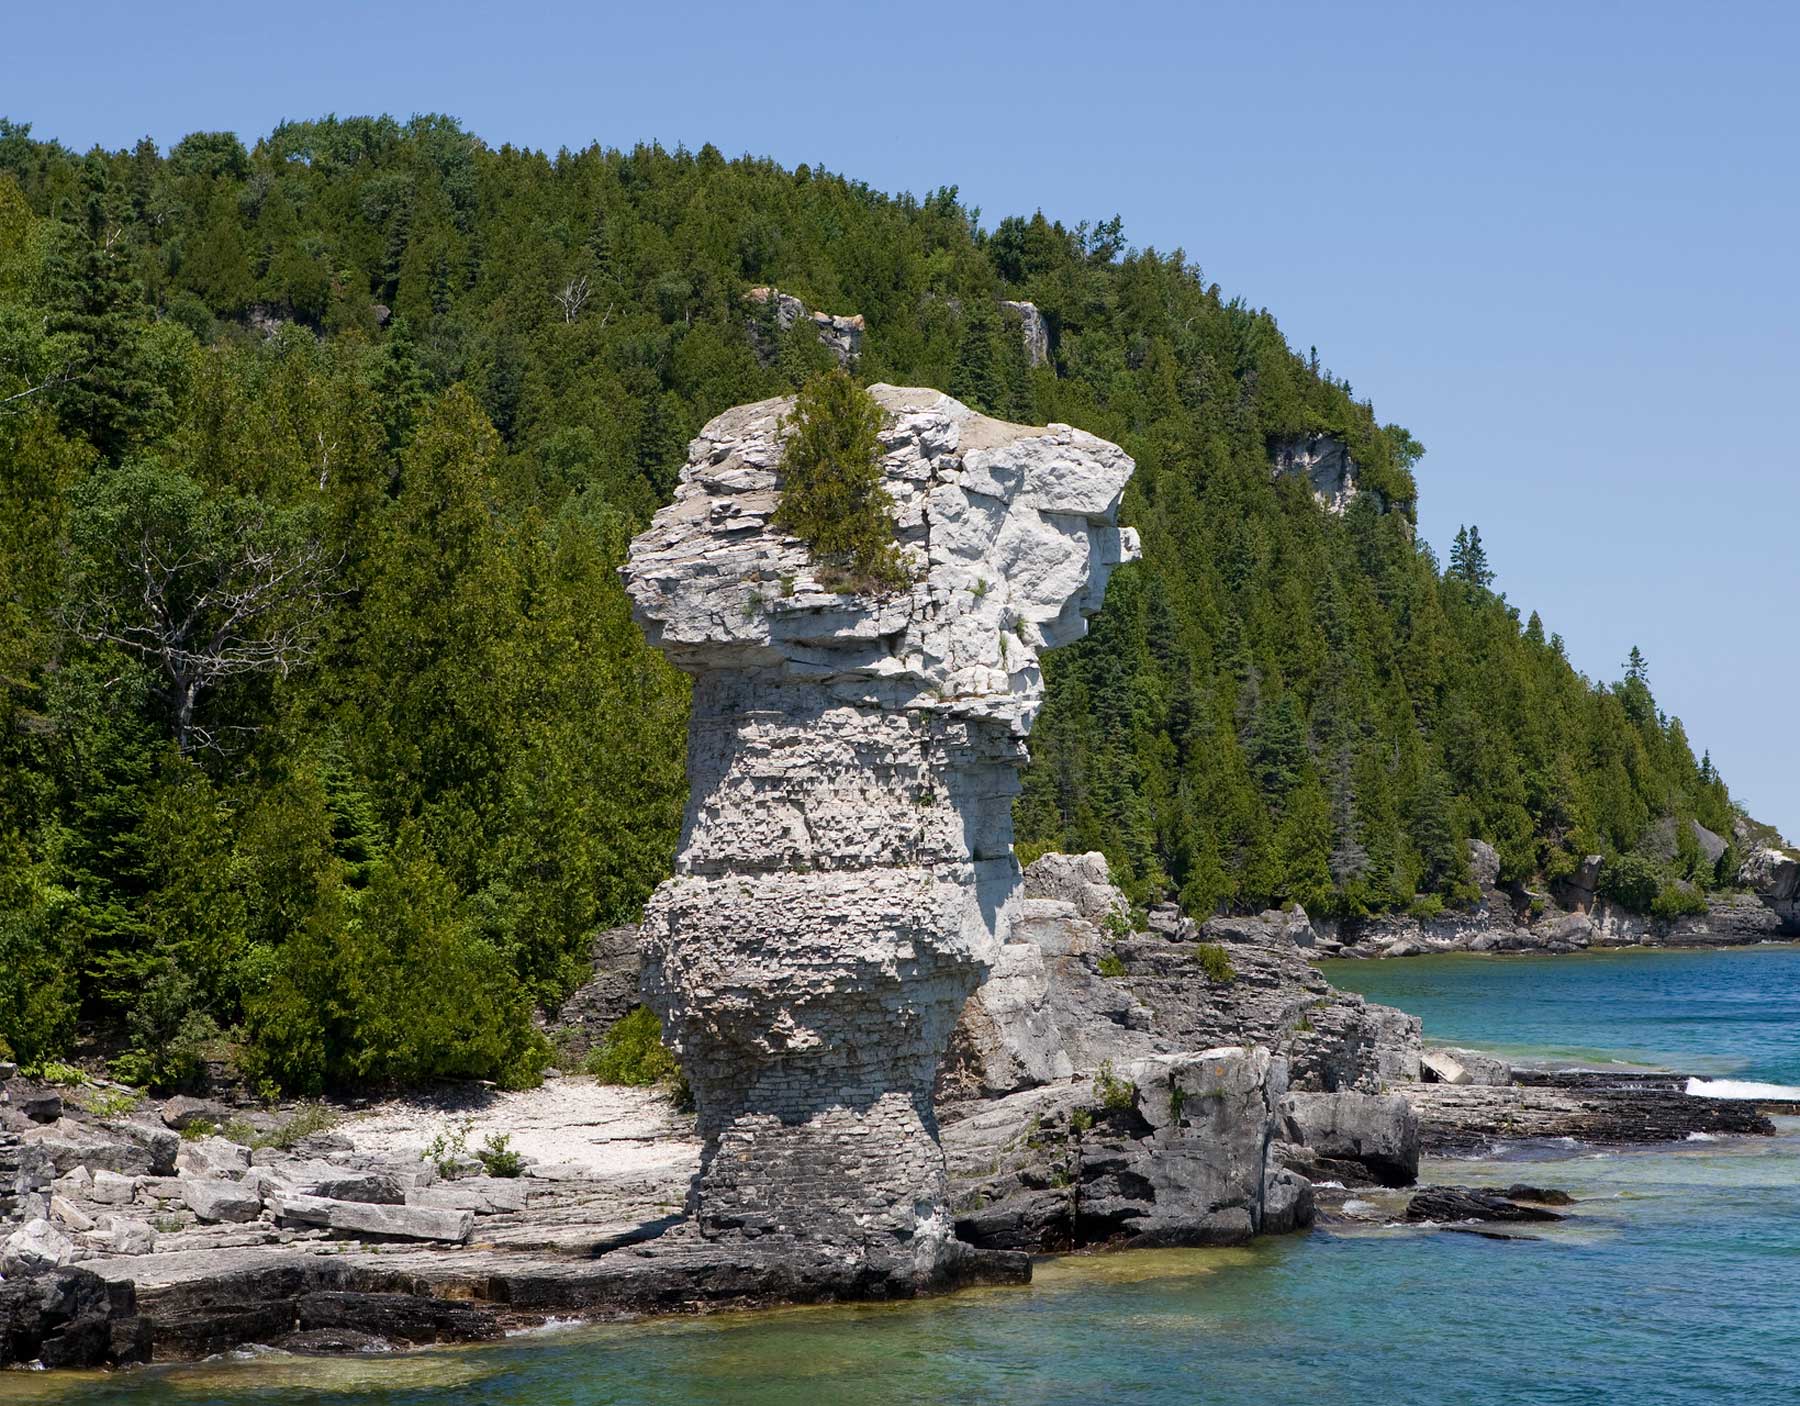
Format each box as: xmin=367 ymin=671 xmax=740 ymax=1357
xmin=12 ymin=946 xmax=1800 ymax=1406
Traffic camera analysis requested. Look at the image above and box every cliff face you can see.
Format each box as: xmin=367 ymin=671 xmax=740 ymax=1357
xmin=622 ymin=387 xmax=1137 ymax=1282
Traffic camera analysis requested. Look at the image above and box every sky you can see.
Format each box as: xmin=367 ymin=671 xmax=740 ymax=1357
xmin=10 ymin=0 xmax=1798 ymax=835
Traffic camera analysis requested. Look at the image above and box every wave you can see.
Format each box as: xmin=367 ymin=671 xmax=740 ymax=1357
xmin=1685 ymin=1078 xmax=1800 ymax=1100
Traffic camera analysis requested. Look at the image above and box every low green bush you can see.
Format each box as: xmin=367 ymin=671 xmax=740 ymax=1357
xmin=476 ymin=1131 xmax=524 ymax=1178
xmin=587 ymin=1006 xmax=682 ymax=1088
xmin=1191 ymin=942 xmax=1235 ymax=983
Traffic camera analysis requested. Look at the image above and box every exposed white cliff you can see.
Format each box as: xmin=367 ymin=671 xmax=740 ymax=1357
xmin=1271 ymin=433 xmax=1359 ymax=514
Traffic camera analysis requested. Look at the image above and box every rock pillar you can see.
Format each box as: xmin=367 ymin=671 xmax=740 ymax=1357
xmin=623 ymin=385 xmax=1135 ymax=1283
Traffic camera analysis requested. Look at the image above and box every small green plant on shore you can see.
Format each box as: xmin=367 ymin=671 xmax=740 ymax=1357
xmin=1168 ymin=1081 xmax=1187 ymax=1124
xmin=1191 ymin=942 xmax=1235 ymax=983
xmin=178 ymin=1120 xmax=218 ymax=1142
xmin=29 ymin=1061 xmax=87 ymax=1087
xmin=772 ymin=369 xmax=909 ymax=593
xmin=424 ymin=1117 xmax=476 ymax=1178
xmin=1070 ymin=1108 xmax=1095 ymax=1135
xmin=1094 ymin=1061 xmax=1137 ymax=1111
xmin=77 ymin=1087 xmax=141 ymax=1121
xmin=588 ymin=1006 xmax=683 ymax=1090
xmin=476 ymin=1131 xmax=524 ymax=1178
xmin=1102 ymin=907 xmax=1131 ymax=941
xmin=220 ymin=1101 xmax=341 ymax=1152
xmin=1097 ymin=950 xmax=1127 ymax=980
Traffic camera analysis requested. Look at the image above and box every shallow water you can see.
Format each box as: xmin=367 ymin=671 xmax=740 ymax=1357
xmin=13 ymin=947 xmax=1800 ymax=1405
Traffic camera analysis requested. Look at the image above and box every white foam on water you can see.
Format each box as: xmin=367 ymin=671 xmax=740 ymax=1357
xmin=506 ymin=1316 xmax=587 ymax=1338
xmin=1685 ymin=1078 xmax=1800 ymax=1100
xmin=1685 ymin=1131 xmax=1718 ymax=1142
xmin=1313 ymin=1180 xmax=1346 ymax=1189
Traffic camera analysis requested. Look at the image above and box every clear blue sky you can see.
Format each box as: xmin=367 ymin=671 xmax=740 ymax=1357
xmin=12 ymin=0 xmax=1797 ymax=835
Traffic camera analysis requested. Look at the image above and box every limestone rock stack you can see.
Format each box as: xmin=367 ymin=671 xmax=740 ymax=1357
xmin=622 ymin=386 xmax=1137 ymax=1285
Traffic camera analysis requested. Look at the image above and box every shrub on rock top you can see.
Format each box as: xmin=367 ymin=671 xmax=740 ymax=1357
xmin=772 ymin=369 xmax=909 ymax=593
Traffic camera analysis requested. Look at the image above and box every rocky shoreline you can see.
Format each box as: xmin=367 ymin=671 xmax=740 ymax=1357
xmin=7 ymin=851 xmax=1791 ymax=1372
xmin=1311 ymin=836 xmax=1798 ymax=961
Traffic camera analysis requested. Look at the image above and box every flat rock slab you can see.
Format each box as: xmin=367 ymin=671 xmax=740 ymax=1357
xmin=1403 ymin=1081 xmax=1776 ymax=1153
xmin=277 ymin=1195 xmax=473 ymax=1243
xmin=184 ymin=1178 xmax=263 ymax=1224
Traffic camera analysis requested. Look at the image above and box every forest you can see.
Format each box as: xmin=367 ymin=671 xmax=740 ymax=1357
xmin=0 ymin=114 xmax=1740 ymax=1092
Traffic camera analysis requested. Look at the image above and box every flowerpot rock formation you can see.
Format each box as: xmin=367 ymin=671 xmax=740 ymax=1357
xmin=622 ymin=385 xmax=1137 ymax=1285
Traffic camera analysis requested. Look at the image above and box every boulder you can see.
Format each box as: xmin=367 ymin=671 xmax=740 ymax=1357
xmin=0 ymin=1266 xmax=148 ymax=1369
xmin=1420 ymin=1051 xmax=1472 ymax=1086
xmin=177 ymin=1136 xmax=252 ymax=1178
xmin=1552 ymin=854 xmax=1604 ymax=913
xmin=1280 ymin=1090 xmax=1420 ymax=1187
xmin=182 ymin=1178 xmax=263 ymax=1224
xmin=160 ymin=1096 xmax=230 ymax=1133
xmin=104 ymin=1218 xmax=158 ymax=1255
xmin=36 ymin=1118 xmax=177 ymax=1176
xmin=88 ymin=1170 xmax=138 ymax=1205
xmin=2 ymin=1217 xmax=75 ymax=1275
xmin=9 ymin=1086 xmax=63 ymax=1123
xmin=276 ymin=1195 xmax=474 ymax=1243
xmin=286 ymin=1164 xmax=405 ymax=1205
xmin=538 ymin=925 xmax=642 ymax=1060
xmin=944 ymin=1048 xmax=1312 ymax=1251
xmin=408 ymin=1177 xmax=529 ymax=1214
xmin=49 ymin=1195 xmax=94 ymax=1232
xmin=1467 ymin=839 xmax=1502 ymax=889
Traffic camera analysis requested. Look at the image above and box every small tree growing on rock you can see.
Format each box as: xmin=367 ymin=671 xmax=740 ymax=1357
xmin=772 ymin=369 xmax=909 ymax=593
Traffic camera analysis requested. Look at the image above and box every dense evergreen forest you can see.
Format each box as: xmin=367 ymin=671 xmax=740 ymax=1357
xmin=0 ymin=115 xmax=1741 ymax=1092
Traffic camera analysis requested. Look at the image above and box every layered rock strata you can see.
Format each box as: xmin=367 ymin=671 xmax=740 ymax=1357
xmin=622 ymin=387 xmax=1138 ymax=1285
xmin=936 ymin=853 xmax=1422 ymax=1246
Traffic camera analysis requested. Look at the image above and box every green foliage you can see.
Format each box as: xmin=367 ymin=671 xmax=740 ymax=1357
xmin=1093 ymin=1061 xmax=1138 ymax=1111
xmin=476 ymin=1131 xmax=524 ymax=1178
xmin=1097 ymin=950 xmax=1128 ymax=980
xmin=1651 ymin=883 xmax=1708 ymax=921
xmin=220 ymin=1102 xmax=341 ymax=1152
xmin=772 ymin=369 xmax=908 ymax=592
xmin=1601 ymin=854 xmax=1662 ymax=912
xmin=587 ymin=1006 xmax=681 ymax=1088
xmin=1190 ymin=942 xmax=1235 ymax=983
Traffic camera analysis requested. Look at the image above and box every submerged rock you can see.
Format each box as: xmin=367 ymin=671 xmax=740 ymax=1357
xmin=1405 ymin=1186 xmax=1565 ymax=1224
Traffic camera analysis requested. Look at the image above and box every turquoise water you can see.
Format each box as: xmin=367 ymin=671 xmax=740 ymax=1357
xmin=12 ymin=947 xmax=1800 ymax=1405
xmin=1323 ymin=944 xmax=1800 ymax=1081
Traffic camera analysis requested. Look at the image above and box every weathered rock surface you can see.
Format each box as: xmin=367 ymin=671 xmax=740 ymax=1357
xmin=999 ymin=300 xmax=1051 ymax=367
xmin=745 ymin=286 xmax=865 ymax=365
xmin=1271 ymin=434 xmax=1359 ymax=514
xmin=623 ymin=387 xmax=1138 ymax=1283
xmin=276 ymin=1196 xmax=475 ymax=1244
xmin=1404 ymin=1186 xmax=1565 ymax=1224
xmin=182 ymin=1178 xmax=263 ymax=1225
xmin=945 ymin=854 xmax=1421 ymax=1103
xmin=944 ymin=1046 xmax=1312 ymax=1250
xmin=1278 ymin=1091 xmax=1420 ymax=1187
xmin=0 ymin=1266 xmax=149 ymax=1368
xmin=934 ymin=855 xmax=1420 ymax=1240
xmin=539 ymin=925 xmax=641 ymax=1060
xmin=1405 ymin=1072 xmax=1779 ymax=1154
